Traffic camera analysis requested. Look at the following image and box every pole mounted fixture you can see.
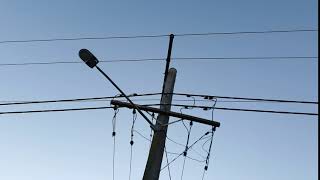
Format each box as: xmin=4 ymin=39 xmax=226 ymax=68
xmin=78 ymin=49 xmax=156 ymax=131
xmin=79 ymin=49 xmax=99 ymax=68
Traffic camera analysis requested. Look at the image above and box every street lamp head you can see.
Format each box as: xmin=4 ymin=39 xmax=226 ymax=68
xmin=79 ymin=49 xmax=99 ymax=68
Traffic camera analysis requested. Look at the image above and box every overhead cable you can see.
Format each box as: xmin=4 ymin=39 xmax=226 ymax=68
xmin=0 ymin=56 xmax=317 ymax=67
xmin=0 ymin=29 xmax=317 ymax=45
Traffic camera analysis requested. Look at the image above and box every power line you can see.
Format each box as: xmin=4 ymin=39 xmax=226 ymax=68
xmin=0 ymin=93 xmax=162 ymax=106
xmin=0 ymin=29 xmax=317 ymax=45
xmin=144 ymin=104 xmax=318 ymax=116
xmin=174 ymin=29 xmax=318 ymax=37
xmin=0 ymin=106 xmax=114 ymax=115
xmin=1 ymin=103 xmax=316 ymax=116
xmin=172 ymin=93 xmax=318 ymax=104
xmin=1 ymin=92 xmax=316 ymax=106
xmin=0 ymin=35 xmax=169 ymax=44
xmin=161 ymin=131 xmax=213 ymax=171
xmin=0 ymin=56 xmax=317 ymax=67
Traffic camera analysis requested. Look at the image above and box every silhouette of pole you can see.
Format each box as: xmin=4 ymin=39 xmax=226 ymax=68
xmin=143 ymin=68 xmax=177 ymax=180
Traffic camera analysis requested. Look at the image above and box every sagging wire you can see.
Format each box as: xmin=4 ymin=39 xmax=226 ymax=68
xmin=180 ymin=120 xmax=193 ymax=180
xmin=180 ymin=95 xmax=196 ymax=131
xmin=111 ymin=106 xmax=119 ymax=180
xmin=166 ymin=151 xmax=206 ymax=163
xmin=128 ymin=109 xmax=137 ymax=180
xmin=201 ymin=98 xmax=218 ymax=180
xmin=179 ymin=94 xmax=196 ymax=180
xmin=164 ymin=146 xmax=173 ymax=180
xmin=150 ymin=112 xmax=155 ymax=147
xmin=161 ymin=130 xmax=213 ymax=171
xmin=166 ymin=123 xmax=209 ymax=160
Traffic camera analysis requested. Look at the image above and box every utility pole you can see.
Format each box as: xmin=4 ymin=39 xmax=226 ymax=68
xmin=143 ymin=68 xmax=177 ymax=180
xmin=79 ymin=34 xmax=220 ymax=180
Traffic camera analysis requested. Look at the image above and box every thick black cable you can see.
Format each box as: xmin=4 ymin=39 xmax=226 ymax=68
xmin=6 ymin=97 xmax=316 ymax=106
xmin=2 ymin=96 xmax=317 ymax=106
xmin=0 ymin=93 xmax=162 ymax=106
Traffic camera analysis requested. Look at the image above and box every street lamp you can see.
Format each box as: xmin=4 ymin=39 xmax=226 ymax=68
xmin=78 ymin=49 xmax=156 ymax=130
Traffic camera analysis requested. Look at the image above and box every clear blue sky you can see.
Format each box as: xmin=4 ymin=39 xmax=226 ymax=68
xmin=0 ymin=0 xmax=318 ymax=180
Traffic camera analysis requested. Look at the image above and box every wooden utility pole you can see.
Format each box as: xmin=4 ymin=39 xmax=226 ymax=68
xmin=108 ymin=34 xmax=220 ymax=180
xmin=142 ymin=68 xmax=177 ymax=180
xmin=78 ymin=39 xmax=220 ymax=180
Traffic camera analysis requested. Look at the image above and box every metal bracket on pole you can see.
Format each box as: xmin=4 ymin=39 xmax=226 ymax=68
xmin=110 ymin=100 xmax=221 ymax=127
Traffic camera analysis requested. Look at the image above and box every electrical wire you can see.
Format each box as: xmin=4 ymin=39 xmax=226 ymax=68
xmin=180 ymin=121 xmax=193 ymax=180
xmin=129 ymin=109 xmax=137 ymax=180
xmin=174 ymin=29 xmax=318 ymax=37
xmin=0 ymin=56 xmax=317 ymax=67
xmin=0 ymin=93 xmax=162 ymax=106
xmin=1 ymin=96 xmax=317 ymax=106
xmin=172 ymin=93 xmax=318 ymax=104
xmin=164 ymin=146 xmax=173 ymax=180
xmin=0 ymin=103 xmax=317 ymax=116
xmin=0 ymin=106 xmax=114 ymax=115
xmin=0 ymin=34 xmax=169 ymax=44
xmin=161 ymin=131 xmax=213 ymax=171
xmin=0 ymin=29 xmax=316 ymax=45
xmin=166 ymin=151 xmax=206 ymax=163
xmin=111 ymin=108 xmax=119 ymax=180
xmin=144 ymin=103 xmax=318 ymax=116
xmin=202 ymin=128 xmax=217 ymax=180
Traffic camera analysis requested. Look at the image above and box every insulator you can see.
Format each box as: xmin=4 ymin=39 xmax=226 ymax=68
xmin=183 ymin=151 xmax=187 ymax=156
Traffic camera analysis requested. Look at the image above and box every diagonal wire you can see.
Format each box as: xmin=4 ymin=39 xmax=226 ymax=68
xmin=164 ymin=146 xmax=172 ymax=180
xmin=161 ymin=131 xmax=212 ymax=171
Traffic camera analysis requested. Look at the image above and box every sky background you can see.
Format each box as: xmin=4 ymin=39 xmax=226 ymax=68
xmin=0 ymin=0 xmax=318 ymax=180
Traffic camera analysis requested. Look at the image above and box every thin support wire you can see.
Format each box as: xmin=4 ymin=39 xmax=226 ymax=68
xmin=111 ymin=107 xmax=119 ymax=180
xmin=201 ymin=100 xmax=218 ymax=180
xmin=180 ymin=121 xmax=193 ymax=180
xmin=129 ymin=109 xmax=137 ymax=180
xmin=161 ymin=131 xmax=212 ymax=171
xmin=164 ymin=146 xmax=172 ymax=180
